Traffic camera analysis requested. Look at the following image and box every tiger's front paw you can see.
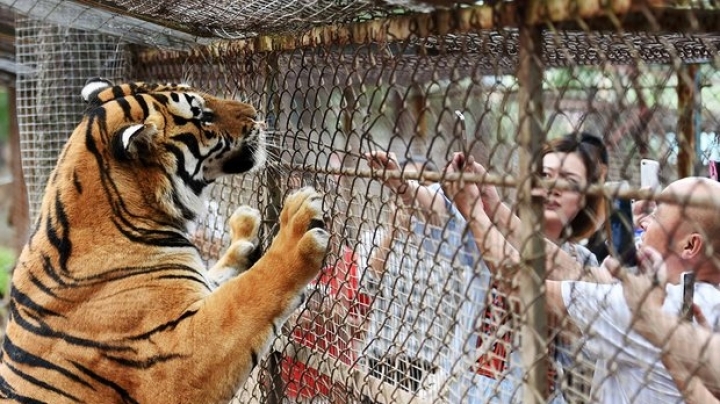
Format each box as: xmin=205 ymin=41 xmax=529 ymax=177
xmin=278 ymin=187 xmax=330 ymax=271
xmin=228 ymin=205 xmax=261 ymax=242
xmin=207 ymin=206 xmax=262 ymax=287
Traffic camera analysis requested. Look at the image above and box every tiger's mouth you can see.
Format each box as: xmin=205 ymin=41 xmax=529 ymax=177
xmin=220 ymin=130 xmax=266 ymax=175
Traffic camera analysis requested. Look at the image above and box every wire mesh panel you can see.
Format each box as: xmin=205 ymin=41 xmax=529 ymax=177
xmin=15 ymin=18 xmax=129 ymax=221
xmin=6 ymin=1 xmax=720 ymax=403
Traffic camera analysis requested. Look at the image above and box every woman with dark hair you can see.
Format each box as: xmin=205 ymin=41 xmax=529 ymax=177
xmin=443 ymin=133 xmax=607 ymax=403
xmin=453 ymin=133 xmax=607 ymax=273
xmin=537 ymin=134 xmax=607 ymax=244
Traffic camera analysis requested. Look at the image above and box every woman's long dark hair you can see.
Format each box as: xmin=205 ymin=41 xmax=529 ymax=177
xmin=541 ymin=133 xmax=607 ymax=241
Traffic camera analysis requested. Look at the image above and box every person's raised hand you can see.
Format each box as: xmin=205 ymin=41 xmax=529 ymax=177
xmin=443 ymin=152 xmax=484 ymax=221
xmin=364 ymin=151 xmax=404 ymax=192
xmin=609 ymin=246 xmax=668 ymax=320
xmin=466 ymin=156 xmax=501 ymax=215
xmin=632 ymin=189 xmax=657 ymax=229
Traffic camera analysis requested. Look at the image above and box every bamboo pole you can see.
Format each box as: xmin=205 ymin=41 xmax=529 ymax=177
xmin=517 ymin=5 xmax=549 ymax=403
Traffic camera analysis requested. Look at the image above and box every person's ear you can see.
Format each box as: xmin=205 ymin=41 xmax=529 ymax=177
xmin=681 ymin=233 xmax=704 ymax=260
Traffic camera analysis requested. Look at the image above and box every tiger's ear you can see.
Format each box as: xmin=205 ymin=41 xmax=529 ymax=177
xmin=81 ymin=78 xmax=114 ymax=104
xmin=113 ymin=123 xmax=158 ymax=161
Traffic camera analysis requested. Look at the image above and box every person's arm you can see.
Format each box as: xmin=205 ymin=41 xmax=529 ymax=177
xmin=395 ymin=180 xmax=448 ymax=225
xmin=469 ymin=153 xmax=611 ymax=282
xmin=368 ymin=227 xmax=396 ymax=278
xmin=613 ymin=257 xmax=720 ymax=396
xmin=632 ymin=194 xmax=656 ymax=230
xmin=365 ymin=151 xmax=448 ymax=224
xmin=546 ymin=242 xmax=614 ymax=282
xmin=444 ymin=152 xmax=613 ymax=283
xmin=464 ymin=209 xmax=521 ymax=283
xmin=662 ymin=313 xmax=720 ymax=404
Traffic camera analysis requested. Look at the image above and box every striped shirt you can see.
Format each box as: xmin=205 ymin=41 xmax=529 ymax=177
xmin=358 ymin=183 xmax=492 ymax=400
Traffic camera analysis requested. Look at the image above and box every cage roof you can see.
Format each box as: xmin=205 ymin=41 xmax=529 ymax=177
xmin=0 ymin=0 xmax=719 ymax=69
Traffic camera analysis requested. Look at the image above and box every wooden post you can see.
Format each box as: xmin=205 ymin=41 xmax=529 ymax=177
xmin=517 ymin=11 xmax=548 ymax=404
xmin=676 ymin=64 xmax=700 ymax=178
xmin=261 ymin=51 xmax=285 ymax=404
xmin=8 ymin=85 xmax=29 ymax=256
xmin=411 ymin=85 xmax=428 ymax=156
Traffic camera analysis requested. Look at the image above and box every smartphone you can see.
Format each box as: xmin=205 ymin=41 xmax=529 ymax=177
xmin=640 ymin=159 xmax=661 ymax=191
xmin=681 ymin=271 xmax=696 ymax=322
xmin=710 ymin=159 xmax=719 ymax=181
xmin=454 ymin=110 xmax=470 ymax=155
xmin=609 ymin=196 xmax=637 ymax=267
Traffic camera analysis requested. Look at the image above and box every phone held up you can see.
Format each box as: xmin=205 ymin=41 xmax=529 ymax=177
xmin=681 ymin=271 xmax=696 ymax=322
xmin=640 ymin=159 xmax=661 ymax=191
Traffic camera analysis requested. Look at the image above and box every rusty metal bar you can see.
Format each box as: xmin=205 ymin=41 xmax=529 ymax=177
xmin=676 ymin=63 xmax=701 ymax=178
xmin=294 ymin=163 xmax=720 ymax=211
xmin=517 ymin=4 xmax=548 ymax=403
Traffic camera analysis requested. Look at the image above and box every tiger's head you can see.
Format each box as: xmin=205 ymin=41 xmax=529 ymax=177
xmin=66 ymin=78 xmax=266 ymax=228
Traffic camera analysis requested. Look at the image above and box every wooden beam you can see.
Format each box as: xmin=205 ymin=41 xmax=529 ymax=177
xmin=551 ymin=6 xmax=720 ymax=33
xmin=8 ymin=86 xmax=29 ymax=256
xmin=676 ymin=64 xmax=700 ymax=178
xmin=517 ymin=2 xmax=549 ymax=402
xmin=138 ymin=1 xmax=709 ymax=57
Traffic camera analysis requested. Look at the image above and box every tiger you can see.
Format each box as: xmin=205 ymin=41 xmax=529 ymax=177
xmin=0 ymin=79 xmax=330 ymax=404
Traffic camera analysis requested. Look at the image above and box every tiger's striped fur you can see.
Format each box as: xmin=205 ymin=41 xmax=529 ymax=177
xmin=0 ymin=79 xmax=330 ymax=403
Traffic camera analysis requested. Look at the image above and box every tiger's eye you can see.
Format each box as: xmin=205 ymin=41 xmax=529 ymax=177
xmin=201 ymin=110 xmax=215 ymax=123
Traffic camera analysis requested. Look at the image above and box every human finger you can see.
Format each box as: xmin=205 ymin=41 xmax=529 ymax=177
xmin=605 ymin=256 xmax=627 ymax=282
xmin=466 ymin=155 xmax=488 ymax=174
xmin=364 ymin=151 xmax=383 ymax=169
xmin=461 ymin=154 xmax=477 ymax=174
xmin=632 ymin=191 xmax=657 ymax=228
xmin=366 ymin=151 xmax=399 ymax=172
xmin=451 ymin=152 xmax=465 ymax=168
xmin=638 ymin=247 xmax=667 ymax=283
xmin=692 ymin=304 xmax=710 ymax=329
xmin=442 ymin=164 xmax=460 ymax=198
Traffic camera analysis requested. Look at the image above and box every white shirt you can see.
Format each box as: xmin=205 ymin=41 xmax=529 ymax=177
xmin=562 ymin=280 xmax=720 ymax=404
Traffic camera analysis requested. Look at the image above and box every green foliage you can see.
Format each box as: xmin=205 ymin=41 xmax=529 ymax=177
xmin=0 ymin=246 xmax=14 ymax=296
xmin=0 ymin=88 xmax=8 ymax=142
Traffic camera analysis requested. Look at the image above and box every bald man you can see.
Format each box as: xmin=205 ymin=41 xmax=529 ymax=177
xmin=546 ymin=177 xmax=720 ymax=404
xmin=615 ymin=178 xmax=720 ymax=403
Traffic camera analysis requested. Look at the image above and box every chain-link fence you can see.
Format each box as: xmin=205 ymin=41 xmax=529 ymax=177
xmin=3 ymin=0 xmax=720 ymax=403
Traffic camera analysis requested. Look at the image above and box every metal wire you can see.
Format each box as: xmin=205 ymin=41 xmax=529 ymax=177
xmin=9 ymin=1 xmax=720 ymax=403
